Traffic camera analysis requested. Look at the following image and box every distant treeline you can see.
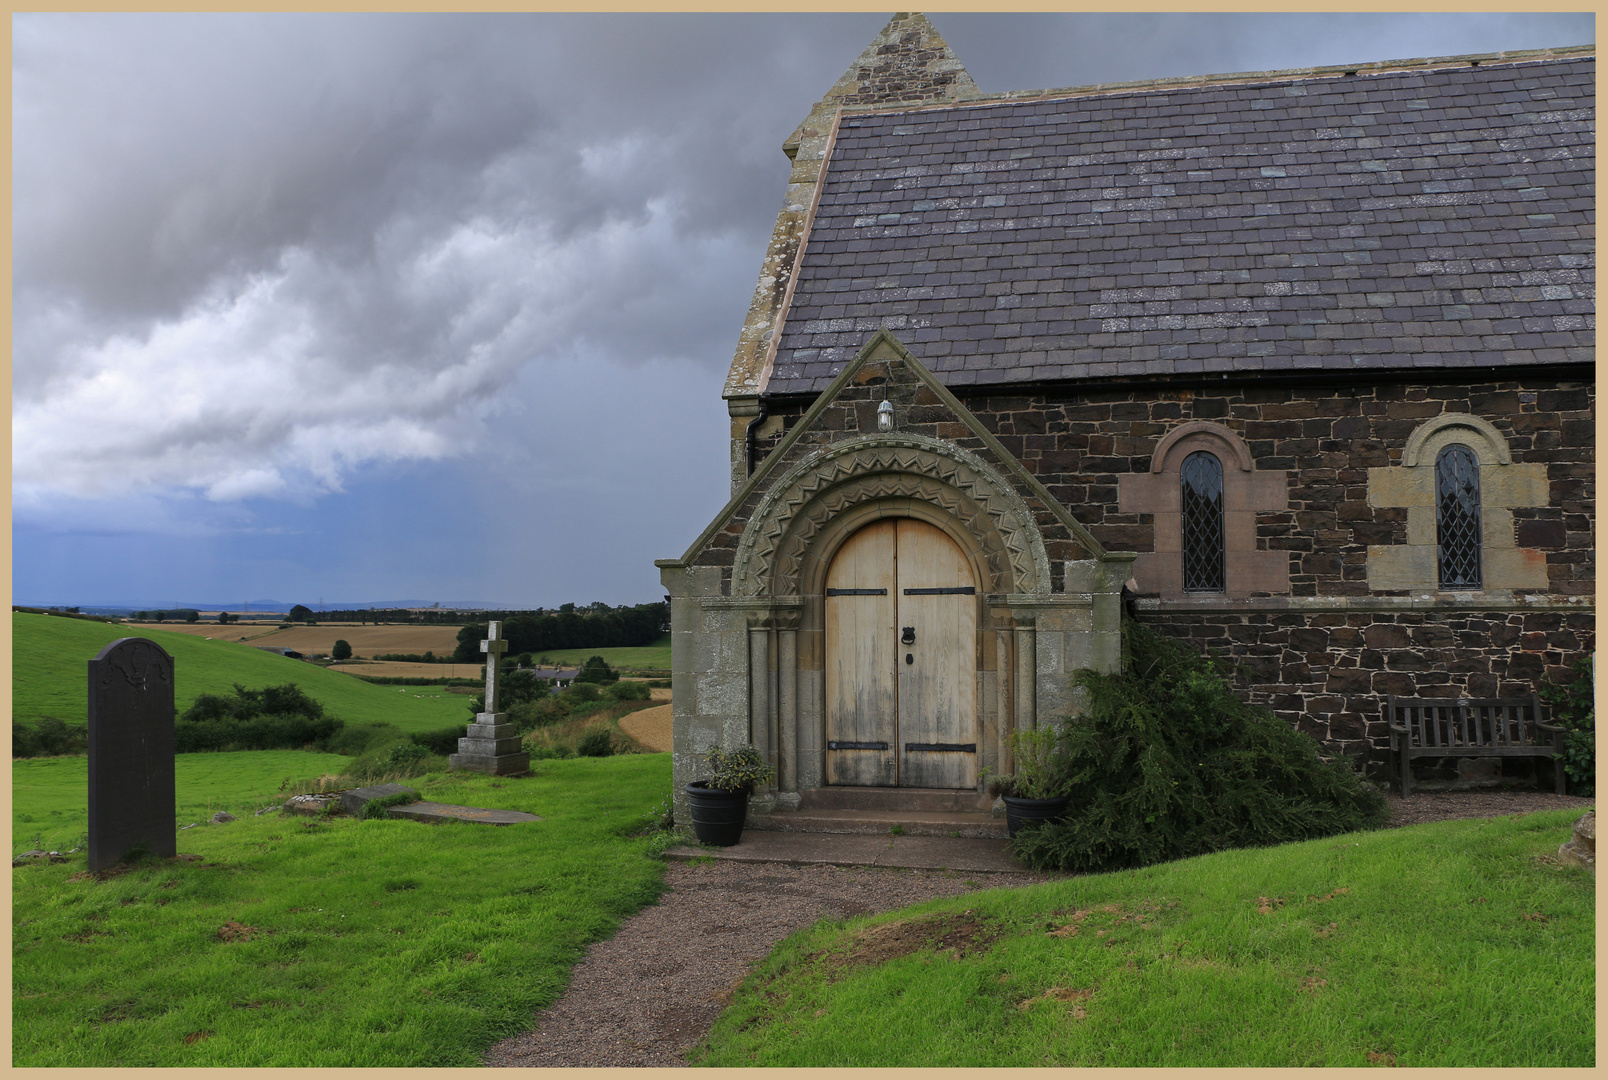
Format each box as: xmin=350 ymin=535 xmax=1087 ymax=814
xmin=452 ymin=602 xmax=668 ymax=662
xmin=129 ymin=609 xmax=202 ymax=623
xmin=299 ymin=599 xmax=668 ymax=628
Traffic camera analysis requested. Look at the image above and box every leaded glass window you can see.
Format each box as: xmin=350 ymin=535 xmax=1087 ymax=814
xmin=1180 ymin=450 xmax=1225 ymax=592
xmin=1436 ymin=444 xmax=1481 ymax=589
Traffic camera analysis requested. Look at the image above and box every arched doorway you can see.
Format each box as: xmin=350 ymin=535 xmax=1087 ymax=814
xmin=824 ymin=517 xmax=978 ymax=788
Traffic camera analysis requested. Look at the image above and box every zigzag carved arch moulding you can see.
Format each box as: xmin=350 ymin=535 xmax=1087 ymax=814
xmin=731 ymin=433 xmax=1051 ymax=598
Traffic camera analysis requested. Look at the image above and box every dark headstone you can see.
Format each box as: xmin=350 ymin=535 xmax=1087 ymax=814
xmin=87 ymin=638 xmax=176 ymax=872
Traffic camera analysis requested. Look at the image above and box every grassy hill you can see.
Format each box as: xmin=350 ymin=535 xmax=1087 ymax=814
xmin=12 ymin=612 xmax=471 ymax=735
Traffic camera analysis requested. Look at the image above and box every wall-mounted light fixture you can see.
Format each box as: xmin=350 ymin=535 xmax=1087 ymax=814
xmin=877 ymin=399 xmax=894 ymax=432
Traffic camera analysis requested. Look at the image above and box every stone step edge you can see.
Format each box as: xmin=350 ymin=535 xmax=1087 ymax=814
xmin=750 ymin=809 xmax=1007 ymax=838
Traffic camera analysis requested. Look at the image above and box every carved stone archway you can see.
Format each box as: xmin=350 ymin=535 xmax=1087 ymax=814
xmin=732 ymin=432 xmax=1050 ymax=600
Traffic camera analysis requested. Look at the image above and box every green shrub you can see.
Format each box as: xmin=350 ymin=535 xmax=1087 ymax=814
xmin=577 ymin=729 xmax=615 ymax=757
xmin=175 ymin=713 xmax=342 ymax=753
xmin=573 ymin=656 xmax=618 ymax=685
xmin=345 ymin=741 xmax=443 ymax=782
xmin=316 ymin=722 xmax=406 ymax=757
xmin=702 ymin=744 xmax=775 ymax=793
xmin=409 ymin=725 xmax=466 ymax=756
xmin=530 ymin=745 xmax=574 ymax=760
xmin=507 ymin=696 xmax=567 ymax=733
xmin=605 ymin=680 xmax=651 ymax=702
xmin=1011 ymin=621 xmax=1388 ymax=874
xmin=562 ymin=682 xmax=603 ymax=705
xmin=986 ymin=726 xmax=1070 ymax=799
xmin=12 ymin=718 xmax=88 ymax=758
xmin=182 ymin=682 xmax=325 ymax=725
xmin=1540 ymin=655 xmax=1594 ymax=797
xmin=384 ymin=741 xmax=429 ymax=768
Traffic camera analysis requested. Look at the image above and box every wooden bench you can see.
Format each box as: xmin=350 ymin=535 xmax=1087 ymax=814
xmin=1387 ymin=694 xmax=1566 ymax=797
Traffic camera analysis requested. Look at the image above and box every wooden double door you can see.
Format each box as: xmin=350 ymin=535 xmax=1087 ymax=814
xmin=824 ymin=518 xmax=978 ymax=788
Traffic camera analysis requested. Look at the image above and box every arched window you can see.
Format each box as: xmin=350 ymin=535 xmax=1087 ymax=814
xmin=1180 ymin=450 xmax=1225 ymax=592
xmin=1435 ymin=443 xmax=1481 ymax=589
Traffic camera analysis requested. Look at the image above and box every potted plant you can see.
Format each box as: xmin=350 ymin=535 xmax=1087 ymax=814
xmin=685 ymin=745 xmax=774 ymax=846
xmin=988 ymin=726 xmax=1073 ymax=838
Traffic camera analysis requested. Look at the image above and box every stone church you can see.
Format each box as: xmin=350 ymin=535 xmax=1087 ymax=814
xmin=658 ymin=14 xmax=1594 ymax=821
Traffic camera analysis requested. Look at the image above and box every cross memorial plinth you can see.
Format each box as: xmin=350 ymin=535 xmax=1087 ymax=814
xmin=87 ymin=638 xmax=177 ymax=872
xmin=448 ymin=620 xmax=531 ymax=776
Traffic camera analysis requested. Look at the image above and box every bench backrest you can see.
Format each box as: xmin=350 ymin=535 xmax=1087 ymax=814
xmin=1387 ymin=695 xmax=1546 ymax=750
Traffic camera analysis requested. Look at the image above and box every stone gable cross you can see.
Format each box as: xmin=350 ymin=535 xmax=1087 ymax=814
xmin=480 ymin=621 xmax=509 ymax=714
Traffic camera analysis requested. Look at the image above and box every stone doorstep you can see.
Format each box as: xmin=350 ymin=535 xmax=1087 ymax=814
xmin=751 ymin=808 xmax=1007 ymax=839
xmin=797 ymin=786 xmax=995 ymax=814
xmin=664 ymin=831 xmax=1028 ymax=874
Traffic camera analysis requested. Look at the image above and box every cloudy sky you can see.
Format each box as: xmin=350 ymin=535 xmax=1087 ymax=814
xmin=12 ymin=11 xmax=1594 ymax=610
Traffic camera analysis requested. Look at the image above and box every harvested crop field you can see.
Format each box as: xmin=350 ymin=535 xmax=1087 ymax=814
xmin=330 ymin=661 xmax=484 ymax=679
xmin=125 ymin=622 xmax=466 ymax=655
xmin=619 ymin=704 xmax=672 ymax=752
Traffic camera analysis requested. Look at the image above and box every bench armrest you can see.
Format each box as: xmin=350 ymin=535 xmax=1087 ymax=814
xmin=1536 ymin=720 xmax=1566 ymax=734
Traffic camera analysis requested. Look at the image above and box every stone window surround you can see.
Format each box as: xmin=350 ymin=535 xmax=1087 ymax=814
xmin=1119 ymin=420 xmax=1289 ymax=599
xmin=1367 ymin=413 xmax=1551 ymax=593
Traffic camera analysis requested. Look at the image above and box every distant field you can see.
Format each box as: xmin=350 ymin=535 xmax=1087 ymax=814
xmin=125 ymin=621 xmax=465 ymax=656
xmin=531 ymin=637 xmax=672 ymax=670
xmin=13 ymin=750 xmax=352 ymax=852
xmin=12 ymin=613 xmax=470 ymax=734
xmin=330 ymin=660 xmax=484 ymax=679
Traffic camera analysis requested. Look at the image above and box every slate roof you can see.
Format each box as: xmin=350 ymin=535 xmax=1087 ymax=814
xmin=766 ymin=56 xmax=1594 ymax=395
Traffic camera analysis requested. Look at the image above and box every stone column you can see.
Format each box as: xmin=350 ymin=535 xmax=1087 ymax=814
xmin=747 ymin=624 xmax=771 ymax=766
xmin=777 ymin=626 xmax=800 ymax=808
xmin=1013 ymin=623 xmax=1036 ymax=734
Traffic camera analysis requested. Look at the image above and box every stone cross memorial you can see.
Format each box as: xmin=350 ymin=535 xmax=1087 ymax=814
xmin=448 ymin=620 xmax=531 ymax=776
xmin=87 ymin=638 xmax=177 ymax=872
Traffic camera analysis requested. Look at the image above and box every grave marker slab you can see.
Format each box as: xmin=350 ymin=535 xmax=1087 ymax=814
xmin=87 ymin=638 xmax=176 ymax=872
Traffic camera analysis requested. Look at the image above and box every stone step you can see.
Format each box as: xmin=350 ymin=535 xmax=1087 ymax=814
xmin=750 ymin=808 xmax=1007 ymax=839
xmin=797 ymin=786 xmax=994 ymax=814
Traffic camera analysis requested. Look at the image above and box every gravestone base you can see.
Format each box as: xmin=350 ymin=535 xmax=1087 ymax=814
xmin=449 ymin=713 xmax=531 ymax=776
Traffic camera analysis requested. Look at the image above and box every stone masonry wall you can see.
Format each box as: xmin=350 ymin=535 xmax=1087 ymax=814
xmin=1141 ymin=606 xmax=1594 ymax=769
xmin=747 ymin=371 xmax=1593 ymax=764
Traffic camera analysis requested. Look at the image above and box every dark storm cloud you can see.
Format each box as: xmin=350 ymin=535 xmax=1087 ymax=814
xmin=13 ymin=12 xmax=1593 ymax=514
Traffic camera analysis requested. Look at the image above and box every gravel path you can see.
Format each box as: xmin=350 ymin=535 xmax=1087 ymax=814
xmin=483 ymin=789 xmax=1592 ymax=1068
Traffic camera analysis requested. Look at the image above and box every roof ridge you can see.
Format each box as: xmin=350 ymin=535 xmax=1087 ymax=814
xmin=836 ymin=43 xmax=1595 ymax=117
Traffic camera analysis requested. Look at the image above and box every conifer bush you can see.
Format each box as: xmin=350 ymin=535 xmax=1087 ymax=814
xmin=1010 ymin=621 xmax=1388 ymax=873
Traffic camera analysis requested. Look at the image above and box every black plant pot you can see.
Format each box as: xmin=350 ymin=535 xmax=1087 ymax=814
xmin=685 ymin=781 xmax=749 ymax=846
xmin=1002 ymin=794 xmax=1072 ymax=839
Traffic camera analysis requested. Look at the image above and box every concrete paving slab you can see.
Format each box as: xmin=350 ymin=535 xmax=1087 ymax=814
xmin=664 ymin=828 xmax=1027 ymax=873
xmin=385 ymin=801 xmax=541 ymax=825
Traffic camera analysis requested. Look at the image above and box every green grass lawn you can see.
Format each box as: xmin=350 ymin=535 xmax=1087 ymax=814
xmin=13 ymin=612 xmax=470 ymax=734
xmin=694 ymin=809 xmax=1595 ymax=1068
xmin=532 ymin=635 xmax=670 ymax=671
xmin=13 ymin=755 xmax=674 ymax=1066
xmin=13 ymin=751 xmax=354 ymax=853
